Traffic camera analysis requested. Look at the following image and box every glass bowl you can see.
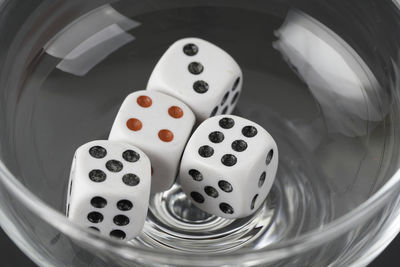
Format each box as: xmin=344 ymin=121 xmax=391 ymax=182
xmin=1 ymin=0 xmax=400 ymax=266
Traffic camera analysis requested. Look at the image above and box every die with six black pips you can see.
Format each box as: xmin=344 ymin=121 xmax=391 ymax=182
xmin=179 ymin=115 xmax=278 ymax=219
xmin=66 ymin=140 xmax=151 ymax=240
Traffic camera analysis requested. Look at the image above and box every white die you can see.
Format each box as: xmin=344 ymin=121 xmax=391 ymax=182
xmin=109 ymin=90 xmax=195 ymax=193
xmin=179 ymin=115 xmax=278 ymax=219
xmin=147 ymin=38 xmax=243 ymax=122
xmin=66 ymin=140 xmax=151 ymax=240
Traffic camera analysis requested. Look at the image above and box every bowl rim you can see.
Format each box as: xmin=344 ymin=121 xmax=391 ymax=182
xmin=0 ymin=158 xmax=400 ymax=264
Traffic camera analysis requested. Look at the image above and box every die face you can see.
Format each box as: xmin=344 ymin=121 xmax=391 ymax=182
xmin=147 ymin=38 xmax=243 ymax=121
xmin=182 ymin=115 xmax=275 ymax=172
xmin=180 ymin=115 xmax=278 ymax=218
xmin=180 ymin=165 xmax=241 ymax=219
xmin=68 ymin=193 xmax=146 ymax=240
xmin=240 ymin=145 xmax=278 ymax=215
xmin=109 ymin=90 xmax=195 ymax=193
xmin=67 ymin=140 xmax=151 ymax=240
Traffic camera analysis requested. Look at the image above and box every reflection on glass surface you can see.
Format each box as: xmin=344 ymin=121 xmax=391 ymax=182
xmin=274 ymin=10 xmax=389 ymax=137
xmin=44 ymin=4 xmax=140 ymax=76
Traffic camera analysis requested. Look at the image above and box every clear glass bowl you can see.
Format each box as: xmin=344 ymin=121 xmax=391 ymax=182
xmin=1 ymin=0 xmax=400 ymax=266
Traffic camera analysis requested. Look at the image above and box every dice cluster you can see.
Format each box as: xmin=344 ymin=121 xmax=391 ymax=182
xmin=66 ymin=38 xmax=278 ymax=241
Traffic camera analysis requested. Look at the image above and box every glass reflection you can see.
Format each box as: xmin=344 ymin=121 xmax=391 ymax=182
xmin=274 ymin=10 xmax=389 ymax=137
xmin=44 ymin=4 xmax=140 ymax=76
